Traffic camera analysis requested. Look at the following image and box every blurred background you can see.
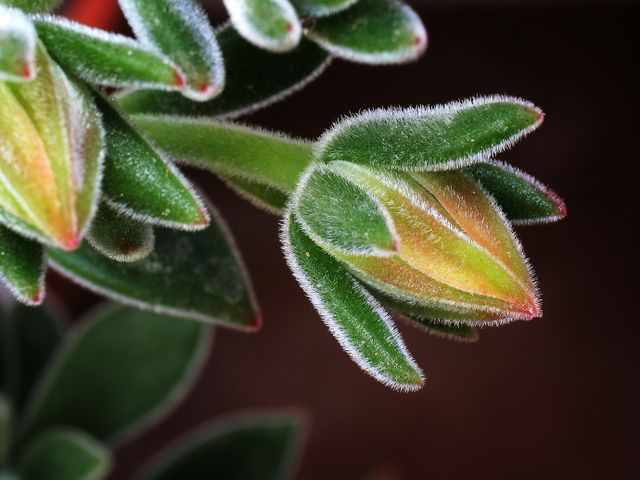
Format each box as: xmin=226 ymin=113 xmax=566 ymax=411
xmin=51 ymin=0 xmax=638 ymax=478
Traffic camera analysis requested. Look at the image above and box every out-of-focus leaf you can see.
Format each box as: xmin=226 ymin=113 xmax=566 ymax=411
xmin=131 ymin=115 xmax=312 ymax=193
xmin=0 ymin=225 xmax=46 ymax=305
xmin=306 ymin=0 xmax=426 ymax=64
xmin=316 ymin=96 xmax=544 ymax=171
xmin=217 ymin=173 xmax=287 ymax=214
xmin=282 ymin=213 xmax=423 ymax=390
xmin=141 ymin=413 xmax=305 ymax=480
xmin=0 ymin=42 xmax=104 ymax=250
xmin=87 ymin=203 xmax=155 ymax=263
xmin=291 ymin=0 xmax=358 ymax=17
xmin=33 ymin=16 xmax=186 ymax=91
xmin=0 ymin=5 xmax=35 ymax=82
xmin=117 ymin=26 xmax=329 ymax=119
xmin=96 ymin=95 xmax=209 ymax=231
xmin=48 ymin=205 xmax=259 ymax=329
xmin=20 ymin=305 xmax=211 ymax=443
xmin=19 ymin=429 xmax=111 ymax=480
xmin=292 ymin=165 xmax=398 ymax=255
xmin=1 ymin=303 xmax=63 ymax=407
xmin=223 ymin=0 xmax=302 ymax=53
xmin=0 ymin=395 xmax=10 ymax=468
xmin=0 ymin=0 xmax=62 ymax=13
xmin=465 ymin=160 xmax=567 ymax=225
xmin=118 ymin=0 xmax=224 ymax=101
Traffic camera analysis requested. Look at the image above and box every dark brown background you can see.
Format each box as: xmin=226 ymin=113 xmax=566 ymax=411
xmin=53 ymin=2 xmax=638 ymax=479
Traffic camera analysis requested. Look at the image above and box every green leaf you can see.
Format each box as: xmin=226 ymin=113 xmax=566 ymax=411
xmin=116 ymin=26 xmax=330 ymax=119
xmin=465 ymin=160 xmax=567 ymax=225
xmin=0 ymin=5 xmax=35 ymax=82
xmin=141 ymin=413 xmax=305 ymax=480
xmin=291 ymin=0 xmax=358 ymax=17
xmin=217 ymin=173 xmax=287 ymax=214
xmin=118 ymin=0 xmax=224 ymax=101
xmin=292 ymin=164 xmax=398 ymax=255
xmin=130 ymin=116 xmax=313 ymax=193
xmin=19 ymin=429 xmax=111 ymax=480
xmin=0 ymin=225 xmax=46 ymax=305
xmin=306 ymin=0 xmax=426 ymax=64
xmin=95 ymin=94 xmax=209 ymax=230
xmin=1 ymin=303 xmax=63 ymax=407
xmin=316 ymin=96 xmax=544 ymax=171
xmin=283 ymin=213 xmax=423 ymax=390
xmin=33 ymin=16 xmax=186 ymax=91
xmin=0 ymin=395 xmax=11 ymax=468
xmin=0 ymin=0 xmax=62 ymax=13
xmin=400 ymin=314 xmax=478 ymax=343
xmin=20 ymin=305 xmax=211 ymax=443
xmin=48 ymin=205 xmax=259 ymax=329
xmin=223 ymin=0 xmax=302 ymax=53
xmin=87 ymin=203 xmax=154 ymax=263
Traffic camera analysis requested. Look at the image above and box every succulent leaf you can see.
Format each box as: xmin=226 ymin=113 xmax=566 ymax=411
xmin=399 ymin=314 xmax=479 ymax=343
xmin=32 ymin=16 xmax=187 ymax=92
xmin=140 ymin=413 xmax=305 ymax=480
xmin=118 ymin=0 xmax=224 ymax=101
xmin=19 ymin=429 xmax=111 ymax=480
xmin=217 ymin=173 xmax=288 ymax=215
xmin=223 ymin=0 xmax=302 ymax=53
xmin=116 ymin=26 xmax=329 ymax=119
xmin=48 ymin=204 xmax=259 ymax=329
xmin=306 ymin=0 xmax=426 ymax=64
xmin=95 ymin=95 xmax=209 ymax=230
xmin=291 ymin=0 xmax=359 ymax=17
xmin=0 ymin=5 xmax=35 ymax=82
xmin=465 ymin=160 xmax=567 ymax=225
xmin=20 ymin=305 xmax=211 ymax=443
xmin=292 ymin=164 xmax=398 ymax=255
xmin=282 ymin=212 xmax=423 ymax=391
xmin=0 ymin=226 xmax=46 ymax=305
xmin=87 ymin=203 xmax=154 ymax=263
xmin=316 ymin=96 xmax=544 ymax=171
xmin=0 ymin=0 xmax=62 ymax=13
xmin=0 ymin=42 xmax=104 ymax=250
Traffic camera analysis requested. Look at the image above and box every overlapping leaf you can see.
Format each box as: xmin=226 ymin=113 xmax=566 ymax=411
xmin=291 ymin=0 xmax=359 ymax=17
xmin=0 ymin=5 xmax=35 ymax=82
xmin=0 ymin=226 xmax=46 ymax=305
xmin=217 ymin=173 xmax=288 ymax=214
xmin=0 ymin=0 xmax=62 ymax=13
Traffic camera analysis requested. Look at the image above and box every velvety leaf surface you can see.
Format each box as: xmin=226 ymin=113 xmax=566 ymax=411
xmin=131 ymin=115 xmax=313 ymax=193
xmin=0 ymin=0 xmax=62 ymax=13
xmin=0 ymin=5 xmax=35 ymax=82
xmin=223 ymin=0 xmax=302 ymax=53
xmin=0 ymin=225 xmax=46 ymax=305
xmin=217 ymin=173 xmax=287 ymax=214
xmin=20 ymin=305 xmax=211 ymax=443
xmin=306 ymin=0 xmax=426 ymax=64
xmin=465 ymin=161 xmax=567 ymax=224
xmin=116 ymin=26 xmax=329 ymax=119
xmin=48 ymin=207 xmax=258 ymax=329
xmin=87 ymin=203 xmax=154 ymax=263
xmin=0 ymin=42 xmax=104 ymax=250
xmin=291 ymin=0 xmax=358 ymax=17
xmin=0 ymin=396 xmax=10 ymax=468
xmin=19 ymin=429 xmax=111 ymax=480
xmin=119 ymin=0 xmax=224 ymax=101
xmin=33 ymin=16 xmax=186 ymax=91
xmin=96 ymin=95 xmax=209 ymax=230
xmin=401 ymin=314 xmax=478 ymax=342
xmin=1 ymin=303 xmax=62 ymax=407
xmin=283 ymin=213 xmax=423 ymax=390
xmin=292 ymin=165 xmax=397 ymax=255
xmin=316 ymin=96 xmax=544 ymax=171
xmin=141 ymin=414 xmax=305 ymax=480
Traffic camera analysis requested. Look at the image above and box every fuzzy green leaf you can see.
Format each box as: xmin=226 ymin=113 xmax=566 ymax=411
xmin=19 ymin=429 xmax=111 ymax=480
xmin=0 ymin=396 xmax=10 ymax=469
xmin=20 ymin=305 xmax=211 ymax=443
xmin=307 ymin=0 xmax=426 ymax=64
xmin=87 ymin=203 xmax=154 ymax=263
xmin=1 ymin=303 xmax=63 ymax=407
xmin=141 ymin=414 xmax=305 ymax=480
xmin=48 ymin=206 xmax=259 ymax=329
xmin=118 ymin=0 xmax=224 ymax=101
xmin=316 ymin=96 xmax=544 ymax=171
xmin=291 ymin=0 xmax=358 ymax=17
xmin=96 ymin=95 xmax=209 ymax=230
xmin=116 ymin=26 xmax=329 ymax=119
xmin=292 ymin=165 xmax=397 ymax=255
xmin=33 ymin=16 xmax=186 ymax=91
xmin=223 ymin=0 xmax=302 ymax=53
xmin=401 ymin=314 xmax=478 ymax=343
xmin=465 ymin=160 xmax=566 ymax=225
xmin=283 ymin=213 xmax=423 ymax=390
xmin=0 ymin=5 xmax=35 ymax=82
xmin=218 ymin=173 xmax=287 ymax=214
xmin=0 ymin=226 xmax=46 ymax=305
xmin=0 ymin=0 xmax=62 ymax=13
xmin=131 ymin=116 xmax=313 ymax=193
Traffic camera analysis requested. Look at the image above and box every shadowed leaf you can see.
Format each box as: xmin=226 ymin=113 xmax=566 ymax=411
xmin=0 ymin=5 xmax=35 ymax=82
xmin=1 ymin=0 xmax=62 ymax=13
xmin=0 ymin=396 xmax=10 ymax=468
xmin=218 ymin=173 xmax=288 ymax=214
xmin=400 ymin=314 xmax=478 ymax=342
xmin=0 ymin=226 xmax=46 ymax=305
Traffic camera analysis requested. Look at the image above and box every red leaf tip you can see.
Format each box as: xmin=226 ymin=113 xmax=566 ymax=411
xmin=31 ymin=290 xmax=44 ymax=305
xmin=247 ymin=311 xmax=263 ymax=331
xmin=61 ymin=235 xmax=81 ymax=251
xmin=173 ymin=70 xmax=186 ymax=88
